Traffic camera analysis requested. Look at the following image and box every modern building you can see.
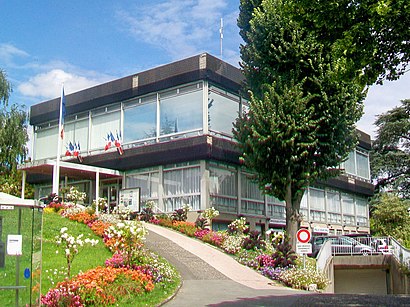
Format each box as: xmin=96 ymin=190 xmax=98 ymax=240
xmin=20 ymin=53 xmax=374 ymax=235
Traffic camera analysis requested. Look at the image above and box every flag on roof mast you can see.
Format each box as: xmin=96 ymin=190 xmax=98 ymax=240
xmin=59 ymin=86 xmax=66 ymax=139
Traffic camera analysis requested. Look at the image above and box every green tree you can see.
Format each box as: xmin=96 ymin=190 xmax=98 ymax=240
xmin=235 ymin=0 xmax=364 ymax=248
xmin=0 ymin=69 xmax=12 ymax=106
xmin=0 ymin=69 xmax=31 ymax=197
xmin=370 ymin=193 xmax=410 ymax=248
xmin=371 ymin=99 xmax=410 ymax=198
xmin=292 ymin=0 xmax=410 ymax=85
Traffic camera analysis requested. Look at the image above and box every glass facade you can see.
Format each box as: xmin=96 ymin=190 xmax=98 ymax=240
xmin=209 ymin=164 xmax=238 ymax=213
xmin=160 ymin=88 xmax=203 ymax=136
xmin=342 ymin=148 xmax=370 ymax=180
xmin=124 ymin=97 xmax=157 ymax=142
xmin=208 ymin=86 xmax=240 ymax=137
xmin=32 ymin=76 xmax=371 ymax=231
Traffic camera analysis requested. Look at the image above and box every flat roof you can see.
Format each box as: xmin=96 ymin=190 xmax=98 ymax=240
xmin=19 ymin=159 xmax=123 ymax=182
xmin=30 ymin=53 xmax=244 ymax=126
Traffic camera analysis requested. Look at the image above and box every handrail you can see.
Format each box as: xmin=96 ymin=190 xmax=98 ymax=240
xmin=389 ymin=236 xmax=410 ymax=269
xmin=316 ymin=240 xmax=332 ymax=272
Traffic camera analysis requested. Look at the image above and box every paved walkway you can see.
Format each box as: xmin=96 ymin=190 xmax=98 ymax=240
xmin=144 ymin=223 xmax=410 ymax=306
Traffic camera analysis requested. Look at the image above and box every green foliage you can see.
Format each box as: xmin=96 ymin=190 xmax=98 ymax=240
xmin=242 ymin=230 xmax=266 ymax=251
xmin=0 ymin=69 xmax=11 ymax=105
xmin=371 ymin=99 xmax=410 ymax=198
xmin=236 ymin=0 xmax=364 ymax=248
xmin=278 ymin=265 xmax=329 ymax=290
xmin=0 ymin=104 xmax=29 ymax=175
xmin=293 ymin=0 xmax=410 ymax=85
xmin=0 ymin=170 xmax=34 ymax=198
xmin=370 ymin=193 xmax=410 ymax=247
xmin=271 ymin=233 xmax=297 ymax=268
xmin=195 ymin=215 xmax=209 ymax=229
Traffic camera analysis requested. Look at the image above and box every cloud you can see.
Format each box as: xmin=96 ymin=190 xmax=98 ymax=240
xmin=357 ymin=72 xmax=410 ymax=138
xmin=117 ymin=0 xmax=228 ymax=60
xmin=0 ymin=43 xmax=29 ymax=64
xmin=18 ymin=68 xmax=112 ymax=100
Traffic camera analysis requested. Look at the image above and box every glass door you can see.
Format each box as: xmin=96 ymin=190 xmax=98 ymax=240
xmin=101 ymin=184 xmax=119 ymax=213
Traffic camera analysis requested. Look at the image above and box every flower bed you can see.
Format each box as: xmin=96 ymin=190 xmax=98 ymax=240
xmin=41 ymin=201 xmax=179 ymax=306
xmin=150 ymin=211 xmax=329 ymax=291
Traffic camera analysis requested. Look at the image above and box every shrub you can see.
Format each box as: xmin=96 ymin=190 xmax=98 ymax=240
xmin=195 ymin=216 xmax=209 ymax=229
xmin=277 ymin=266 xmax=329 ymax=290
xmin=242 ymin=230 xmax=266 ymax=251
xmin=221 ymin=235 xmax=245 ymax=254
xmin=171 ymin=208 xmax=187 ymax=222
xmin=227 ymin=217 xmax=248 ymax=235
xmin=201 ymin=231 xmax=226 ymax=247
xmin=140 ymin=207 xmax=155 ymax=222
xmin=171 ymin=221 xmax=197 ymax=237
xmin=104 ymin=221 xmax=147 ymax=266
xmin=271 ymin=233 xmax=297 ymax=268
xmin=202 ymin=207 xmax=220 ymax=220
xmin=194 ymin=229 xmax=210 ymax=240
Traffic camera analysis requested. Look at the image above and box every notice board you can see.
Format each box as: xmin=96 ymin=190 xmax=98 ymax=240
xmin=119 ymin=188 xmax=141 ymax=212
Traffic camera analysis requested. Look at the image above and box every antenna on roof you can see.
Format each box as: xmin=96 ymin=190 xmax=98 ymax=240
xmin=219 ymin=17 xmax=223 ymax=60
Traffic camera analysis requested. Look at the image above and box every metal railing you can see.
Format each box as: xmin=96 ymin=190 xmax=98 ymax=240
xmin=389 ymin=237 xmax=410 ymax=269
xmin=315 ymin=235 xmax=410 ymax=269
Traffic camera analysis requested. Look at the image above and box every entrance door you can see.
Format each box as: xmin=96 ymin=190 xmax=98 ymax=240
xmin=101 ymin=184 xmax=118 ymax=213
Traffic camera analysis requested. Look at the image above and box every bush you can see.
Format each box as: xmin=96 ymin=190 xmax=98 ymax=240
xmin=195 ymin=216 xmax=209 ymax=229
xmin=171 ymin=221 xmax=197 ymax=237
xmin=171 ymin=208 xmax=187 ymax=222
xmin=221 ymin=235 xmax=245 ymax=254
xmin=271 ymin=233 xmax=297 ymax=268
xmin=277 ymin=266 xmax=329 ymax=290
xmin=242 ymin=230 xmax=266 ymax=251
xmin=201 ymin=231 xmax=226 ymax=247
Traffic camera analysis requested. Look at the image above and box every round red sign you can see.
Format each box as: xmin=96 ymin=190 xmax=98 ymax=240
xmin=296 ymin=229 xmax=311 ymax=243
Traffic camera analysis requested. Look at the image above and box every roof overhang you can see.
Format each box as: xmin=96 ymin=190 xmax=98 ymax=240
xmin=18 ymin=159 xmax=123 ymax=183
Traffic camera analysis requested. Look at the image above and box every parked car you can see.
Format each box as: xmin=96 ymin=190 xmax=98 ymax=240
xmin=310 ymin=235 xmax=375 ymax=257
xmin=372 ymin=238 xmax=392 ymax=254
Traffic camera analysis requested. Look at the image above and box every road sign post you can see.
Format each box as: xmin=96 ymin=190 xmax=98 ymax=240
xmin=296 ymin=229 xmax=312 ymax=269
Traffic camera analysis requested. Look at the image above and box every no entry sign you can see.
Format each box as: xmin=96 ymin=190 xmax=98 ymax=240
xmin=296 ymin=229 xmax=311 ymax=243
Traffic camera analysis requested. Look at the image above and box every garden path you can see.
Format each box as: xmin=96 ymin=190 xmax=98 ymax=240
xmin=144 ymin=223 xmax=308 ymax=306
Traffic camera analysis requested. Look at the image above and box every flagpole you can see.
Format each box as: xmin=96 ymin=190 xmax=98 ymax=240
xmin=220 ymin=17 xmax=223 ymax=60
xmin=52 ymin=85 xmax=65 ymax=194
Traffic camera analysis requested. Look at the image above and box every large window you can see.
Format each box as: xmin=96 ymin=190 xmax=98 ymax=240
xmin=64 ymin=116 xmax=89 ymax=154
xmin=35 ymin=126 xmax=58 ymax=159
xmin=90 ymin=109 xmax=121 ymax=151
xmin=124 ymin=97 xmax=157 ymax=143
xmin=159 ymin=88 xmax=202 ymax=136
xmin=342 ymin=149 xmax=370 ymax=180
xmin=163 ymin=163 xmax=201 ymax=211
xmin=241 ymin=173 xmax=265 ymax=216
xmin=310 ymin=188 xmax=326 ymax=222
xmin=125 ymin=170 xmax=159 ymax=201
xmin=356 ymin=149 xmax=370 ymax=179
xmin=209 ymin=164 xmax=238 ymax=213
xmin=208 ymin=86 xmax=240 ymax=136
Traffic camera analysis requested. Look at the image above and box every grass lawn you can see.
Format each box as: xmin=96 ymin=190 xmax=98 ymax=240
xmin=1 ymin=210 xmax=180 ymax=306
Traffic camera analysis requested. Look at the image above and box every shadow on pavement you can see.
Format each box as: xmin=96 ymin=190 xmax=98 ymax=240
xmin=208 ymin=293 xmax=410 ymax=307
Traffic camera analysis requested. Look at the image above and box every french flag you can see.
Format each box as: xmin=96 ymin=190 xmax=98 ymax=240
xmin=114 ymin=131 xmax=123 ymax=156
xmin=59 ymin=87 xmax=66 ymax=140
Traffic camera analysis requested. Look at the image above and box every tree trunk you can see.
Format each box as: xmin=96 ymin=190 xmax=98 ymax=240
xmin=286 ymin=205 xmax=301 ymax=252
xmin=284 ymin=176 xmax=303 ymax=251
